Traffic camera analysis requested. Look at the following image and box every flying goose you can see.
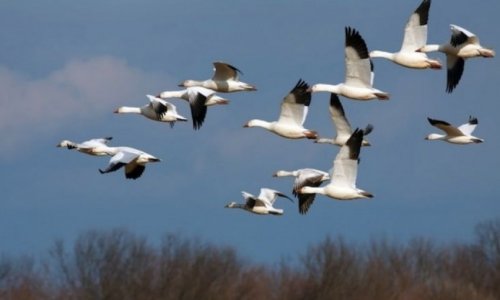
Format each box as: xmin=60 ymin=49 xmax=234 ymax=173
xmin=309 ymin=27 xmax=390 ymax=101
xmin=417 ymin=24 xmax=495 ymax=92
xmin=244 ymin=79 xmax=318 ymax=139
xmin=224 ymin=188 xmax=293 ymax=215
xmin=369 ymin=0 xmax=441 ymax=69
xmin=157 ymin=86 xmax=229 ymax=130
xmin=300 ymin=128 xmax=373 ymax=200
xmin=57 ymin=137 xmax=113 ymax=156
xmin=114 ymin=95 xmax=188 ymax=127
xmin=315 ymin=93 xmax=373 ymax=146
xmin=273 ymin=168 xmax=330 ymax=214
xmin=425 ymin=116 xmax=484 ymax=144
xmin=179 ymin=61 xmax=257 ymax=93
xmin=99 ymin=146 xmax=161 ymax=179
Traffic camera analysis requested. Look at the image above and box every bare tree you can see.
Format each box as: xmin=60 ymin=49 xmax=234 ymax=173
xmin=0 ymin=255 xmax=50 ymax=300
xmin=2 ymin=218 xmax=500 ymax=300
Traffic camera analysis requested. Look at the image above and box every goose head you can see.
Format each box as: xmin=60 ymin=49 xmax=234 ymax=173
xmin=425 ymin=133 xmax=443 ymax=141
xmin=57 ymin=140 xmax=71 ymax=147
xmin=178 ymin=80 xmax=197 ymax=88
xmin=272 ymin=170 xmax=288 ymax=177
xmin=224 ymin=202 xmax=238 ymax=208
xmin=206 ymin=94 xmax=230 ymax=105
xmin=135 ymin=153 xmax=161 ymax=165
xmin=479 ymin=48 xmax=495 ymax=58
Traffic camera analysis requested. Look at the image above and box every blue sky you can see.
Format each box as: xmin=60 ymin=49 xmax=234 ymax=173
xmin=1 ymin=0 xmax=499 ymax=264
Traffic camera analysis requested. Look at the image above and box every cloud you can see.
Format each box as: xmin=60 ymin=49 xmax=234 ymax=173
xmin=0 ymin=56 xmax=168 ymax=156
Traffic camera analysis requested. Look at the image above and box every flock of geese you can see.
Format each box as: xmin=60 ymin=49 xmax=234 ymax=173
xmin=58 ymin=0 xmax=494 ymax=216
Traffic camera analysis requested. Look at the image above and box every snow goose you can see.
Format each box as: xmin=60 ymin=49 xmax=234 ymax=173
xmin=425 ymin=116 xmax=484 ymax=144
xmin=179 ymin=61 xmax=257 ymax=93
xmin=243 ymin=79 xmax=318 ymax=139
xmin=369 ymin=0 xmax=441 ymax=69
xmin=300 ymin=128 xmax=373 ymax=200
xmin=57 ymin=137 xmax=113 ymax=156
xmin=309 ymin=27 xmax=389 ymax=101
xmin=157 ymin=86 xmax=229 ymax=130
xmin=273 ymin=168 xmax=330 ymax=214
xmin=224 ymin=188 xmax=293 ymax=215
xmin=114 ymin=95 xmax=187 ymax=127
xmin=370 ymin=0 xmax=441 ymax=69
xmin=99 ymin=146 xmax=161 ymax=179
xmin=417 ymin=24 xmax=495 ymax=92
xmin=315 ymin=93 xmax=373 ymax=146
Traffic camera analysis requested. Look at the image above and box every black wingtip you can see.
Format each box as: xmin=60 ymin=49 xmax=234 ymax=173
xmin=345 ymin=26 xmax=369 ymax=59
xmin=215 ymin=61 xmax=243 ymax=75
xmin=427 ymin=117 xmax=438 ymax=125
xmin=468 ymin=116 xmax=478 ymax=125
xmin=294 ymin=78 xmax=310 ymax=91
xmin=362 ymin=191 xmax=374 ymax=198
xmin=346 ymin=128 xmax=364 ymax=160
xmin=288 ymin=78 xmax=312 ymax=106
xmin=446 ymin=56 xmax=465 ymax=94
xmin=329 ymin=93 xmax=344 ymax=112
xmin=427 ymin=117 xmax=451 ymax=127
xmin=364 ymin=124 xmax=374 ymax=136
xmin=414 ymin=0 xmax=431 ymax=26
xmin=125 ymin=165 xmax=145 ymax=180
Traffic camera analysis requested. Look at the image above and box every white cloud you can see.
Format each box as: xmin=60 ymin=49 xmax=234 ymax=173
xmin=0 ymin=56 xmax=169 ymax=156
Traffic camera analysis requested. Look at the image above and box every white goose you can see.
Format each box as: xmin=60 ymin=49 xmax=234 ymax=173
xmin=114 ymin=95 xmax=188 ymax=127
xmin=309 ymin=27 xmax=389 ymax=101
xmin=370 ymin=0 xmax=441 ymax=69
xmin=157 ymin=86 xmax=229 ymax=130
xmin=57 ymin=137 xmax=113 ymax=156
xmin=99 ymin=146 xmax=161 ymax=179
xmin=300 ymin=128 xmax=373 ymax=200
xmin=224 ymin=188 xmax=293 ymax=215
xmin=315 ymin=93 xmax=373 ymax=146
xmin=417 ymin=24 xmax=495 ymax=92
xmin=179 ymin=61 xmax=257 ymax=93
xmin=425 ymin=116 xmax=484 ymax=144
xmin=273 ymin=168 xmax=330 ymax=214
xmin=244 ymin=79 xmax=318 ymax=139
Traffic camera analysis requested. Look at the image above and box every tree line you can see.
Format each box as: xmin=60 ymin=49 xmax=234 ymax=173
xmin=1 ymin=218 xmax=499 ymax=300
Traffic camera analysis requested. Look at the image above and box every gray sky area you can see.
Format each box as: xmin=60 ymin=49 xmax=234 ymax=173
xmin=1 ymin=0 xmax=499 ymax=264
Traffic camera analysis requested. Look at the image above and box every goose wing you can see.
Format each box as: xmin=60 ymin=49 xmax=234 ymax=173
xmin=99 ymin=150 xmax=139 ymax=175
xmin=292 ymin=169 xmax=328 ymax=196
xmin=78 ymin=137 xmax=112 ymax=150
xmin=344 ymin=27 xmax=372 ymax=88
xmin=241 ymin=191 xmax=264 ymax=208
xmin=446 ymin=55 xmax=465 ymax=93
xmin=294 ymin=170 xmax=327 ymax=215
xmin=297 ymin=193 xmax=317 ymax=215
xmin=212 ymin=62 xmax=241 ymax=81
xmin=124 ymin=160 xmax=146 ymax=179
xmin=278 ymin=79 xmax=311 ymax=126
xmin=401 ymin=0 xmax=431 ymax=51
xmin=450 ymin=24 xmax=479 ymax=47
xmin=329 ymin=93 xmax=353 ymax=140
xmin=147 ymin=95 xmax=171 ymax=119
xmin=258 ymin=188 xmax=293 ymax=206
xmin=427 ymin=118 xmax=464 ymax=137
xmin=186 ymin=90 xmax=208 ymax=130
xmin=457 ymin=116 xmax=478 ymax=135
xmin=88 ymin=137 xmax=113 ymax=145
xmin=330 ymin=128 xmax=363 ymax=188
xmin=188 ymin=86 xmax=216 ymax=97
